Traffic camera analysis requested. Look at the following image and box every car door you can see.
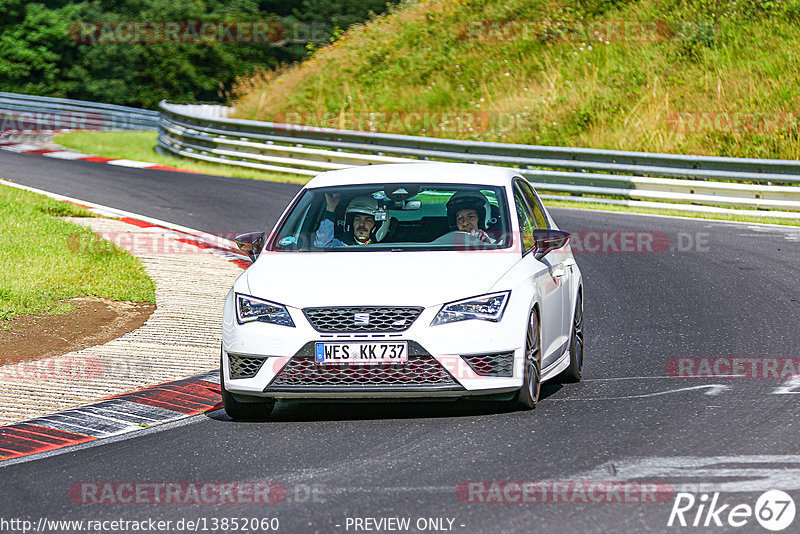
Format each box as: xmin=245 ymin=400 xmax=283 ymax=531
xmin=512 ymin=183 xmax=566 ymax=369
xmin=518 ymin=180 xmax=575 ymax=352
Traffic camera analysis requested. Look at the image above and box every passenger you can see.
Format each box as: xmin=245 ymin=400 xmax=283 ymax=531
xmin=314 ymin=193 xmax=389 ymax=247
xmin=445 ymin=191 xmax=497 ymax=243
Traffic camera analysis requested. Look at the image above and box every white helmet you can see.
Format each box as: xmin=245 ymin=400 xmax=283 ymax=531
xmin=345 ymin=195 xmax=390 ymax=242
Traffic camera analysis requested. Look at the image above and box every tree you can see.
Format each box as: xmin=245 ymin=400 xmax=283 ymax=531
xmin=0 ymin=0 xmax=398 ymax=107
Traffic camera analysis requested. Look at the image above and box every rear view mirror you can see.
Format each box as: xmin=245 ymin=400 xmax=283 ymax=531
xmin=403 ymin=200 xmax=422 ymax=210
xmin=384 ymin=184 xmax=421 ymax=203
xmin=235 ymin=232 xmax=266 ymax=262
xmin=532 ymin=230 xmax=571 ymax=260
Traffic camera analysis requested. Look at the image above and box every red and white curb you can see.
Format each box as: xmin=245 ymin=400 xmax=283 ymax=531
xmin=0 ymin=372 xmax=221 ymax=462
xmin=0 ymin=181 xmax=255 ymax=462
xmin=0 ymin=136 xmax=197 ymax=174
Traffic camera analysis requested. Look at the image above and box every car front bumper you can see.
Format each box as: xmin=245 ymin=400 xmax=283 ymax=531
xmin=221 ymin=290 xmax=529 ymax=401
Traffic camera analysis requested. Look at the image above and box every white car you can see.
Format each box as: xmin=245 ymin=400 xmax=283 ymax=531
xmin=221 ymin=163 xmax=583 ymax=419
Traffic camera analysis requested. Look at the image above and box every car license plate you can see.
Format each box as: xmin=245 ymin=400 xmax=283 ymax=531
xmin=314 ymin=342 xmax=408 ymax=365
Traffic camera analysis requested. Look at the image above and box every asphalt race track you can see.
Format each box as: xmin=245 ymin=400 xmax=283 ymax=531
xmin=2 ymin=150 xmax=800 ymax=533
xmin=0 ymin=151 xmax=302 ymax=235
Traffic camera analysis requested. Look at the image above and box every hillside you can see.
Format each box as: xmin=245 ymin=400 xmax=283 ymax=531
xmin=232 ymin=0 xmax=800 ymax=160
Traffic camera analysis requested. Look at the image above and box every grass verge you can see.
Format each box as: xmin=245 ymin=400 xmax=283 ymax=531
xmin=53 ymin=131 xmax=308 ymax=184
xmin=0 ymin=183 xmax=156 ymax=326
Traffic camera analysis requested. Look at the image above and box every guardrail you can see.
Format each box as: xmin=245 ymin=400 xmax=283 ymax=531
xmin=158 ymin=101 xmax=800 ymax=217
xmin=0 ymin=92 xmax=159 ymax=131
xmin=6 ymin=92 xmax=795 ymax=217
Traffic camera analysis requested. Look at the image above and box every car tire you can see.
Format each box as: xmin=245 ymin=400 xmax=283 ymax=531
xmin=514 ymin=309 xmax=541 ymax=410
xmin=557 ymin=292 xmax=584 ymax=383
xmin=220 ymin=354 xmax=275 ymax=420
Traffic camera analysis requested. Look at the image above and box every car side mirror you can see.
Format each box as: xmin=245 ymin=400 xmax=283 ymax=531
xmin=532 ymin=229 xmax=571 ymax=260
xmin=235 ymin=232 xmax=266 ymax=262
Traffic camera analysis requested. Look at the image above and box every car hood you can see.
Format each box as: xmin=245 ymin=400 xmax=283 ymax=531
xmin=244 ymin=251 xmax=520 ymax=308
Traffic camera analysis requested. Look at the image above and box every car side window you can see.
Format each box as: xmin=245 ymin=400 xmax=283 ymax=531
xmin=513 ymin=189 xmax=536 ymax=252
xmin=519 ymin=180 xmax=549 ymax=229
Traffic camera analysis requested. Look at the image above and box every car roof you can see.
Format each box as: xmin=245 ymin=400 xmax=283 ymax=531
xmin=304 ymin=162 xmax=520 ymax=189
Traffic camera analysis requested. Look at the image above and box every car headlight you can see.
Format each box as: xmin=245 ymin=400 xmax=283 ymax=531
xmin=236 ymin=294 xmax=295 ymax=327
xmin=431 ymin=291 xmax=510 ymax=326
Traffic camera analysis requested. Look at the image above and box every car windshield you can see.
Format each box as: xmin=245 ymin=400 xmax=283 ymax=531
xmin=271 ymin=183 xmax=512 ymax=251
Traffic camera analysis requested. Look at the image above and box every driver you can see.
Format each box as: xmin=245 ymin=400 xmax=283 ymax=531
xmin=314 ymin=193 xmax=389 ymax=247
xmin=445 ymin=191 xmax=497 ymax=243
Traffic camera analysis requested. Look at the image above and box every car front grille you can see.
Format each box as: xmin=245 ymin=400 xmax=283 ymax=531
xmin=303 ymin=306 xmax=423 ymax=333
xmin=461 ymin=352 xmax=514 ymax=377
xmin=266 ymin=342 xmax=460 ymax=389
xmin=228 ymin=353 xmax=266 ymax=379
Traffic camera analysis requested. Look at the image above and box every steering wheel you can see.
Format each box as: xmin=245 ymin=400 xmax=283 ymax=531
xmin=431 ymin=230 xmax=485 ymax=246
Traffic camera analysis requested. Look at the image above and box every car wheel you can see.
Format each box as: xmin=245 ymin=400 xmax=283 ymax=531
xmin=557 ymin=292 xmax=584 ymax=383
xmin=220 ymin=354 xmax=275 ymax=420
xmin=515 ymin=310 xmax=541 ymax=410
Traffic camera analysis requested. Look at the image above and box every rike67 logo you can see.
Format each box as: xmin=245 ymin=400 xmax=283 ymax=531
xmin=668 ymin=490 xmax=796 ymax=531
